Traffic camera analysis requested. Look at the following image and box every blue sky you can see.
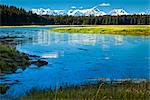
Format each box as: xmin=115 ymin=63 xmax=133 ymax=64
xmin=1 ymin=0 xmax=150 ymax=13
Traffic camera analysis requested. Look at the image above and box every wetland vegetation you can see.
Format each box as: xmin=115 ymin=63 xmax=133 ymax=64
xmin=0 ymin=45 xmax=30 ymax=73
xmin=21 ymin=81 xmax=150 ymax=100
xmin=50 ymin=25 xmax=150 ymax=36
xmin=0 ymin=45 xmax=48 ymax=73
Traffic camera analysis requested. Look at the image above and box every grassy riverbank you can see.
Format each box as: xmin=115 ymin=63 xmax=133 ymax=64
xmin=49 ymin=25 xmax=150 ymax=36
xmin=21 ymin=81 xmax=150 ymax=100
xmin=0 ymin=45 xmax=30 ymax=73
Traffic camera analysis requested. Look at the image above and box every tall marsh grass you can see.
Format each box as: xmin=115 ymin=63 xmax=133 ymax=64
xmin=21 ymin=81 xmax=150 ymax=100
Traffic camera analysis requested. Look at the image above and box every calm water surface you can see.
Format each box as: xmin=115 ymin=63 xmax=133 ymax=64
xmin=0 ymin=27 xmax=149 ymax=96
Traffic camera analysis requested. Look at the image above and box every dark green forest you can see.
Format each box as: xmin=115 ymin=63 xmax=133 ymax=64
xmin=0 ymin=5 xmax=150 ymax=25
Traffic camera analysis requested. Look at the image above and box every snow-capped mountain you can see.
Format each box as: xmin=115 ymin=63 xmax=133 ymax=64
xmin=67 ymin=7 xmax=106 ymax=16
xmin=108 ymin=9 xmax=128 ymax=16
xmin=32 ymin=8 xmax=67 ymax=16
xmin=32 ymin=7 xmax=129 ymax=16
xmin=67 ymin=10 xmax=84 ymax=16
xmin=84 ymin=7 xmax=106 ymax=16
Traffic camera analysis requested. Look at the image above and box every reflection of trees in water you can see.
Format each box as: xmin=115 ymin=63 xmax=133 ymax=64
xmin=114 ymin=35 xmax=124 ymax=45
xmin=32 ymin=31 xmax=126 ymax=47
xmin=68 ymin=34 xmax=97 ymax=45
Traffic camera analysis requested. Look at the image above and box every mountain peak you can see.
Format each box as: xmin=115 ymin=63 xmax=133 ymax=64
xmin=32 ymin=7 xmax=129 ymax=16
xmin=108 ymin=9 xmax=128 ymax=16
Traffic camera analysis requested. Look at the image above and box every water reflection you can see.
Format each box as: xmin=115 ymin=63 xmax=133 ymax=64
xmin=30 ymin=30 xmax=126 ymax=46
xmin=114 ymin=35 xmax=124 ymax=45
xmin=42 ymin=52 xmax=59 ymax=58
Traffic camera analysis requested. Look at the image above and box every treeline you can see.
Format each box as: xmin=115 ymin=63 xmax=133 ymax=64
xmin=44 ymin=15 xmax=150 ymax=25
xmin=0 ymin=5 xmax=49 ymax=25
xmin=0 ymin=5 xmax=150 ymax=25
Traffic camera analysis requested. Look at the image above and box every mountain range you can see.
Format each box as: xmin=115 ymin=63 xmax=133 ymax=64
xmin=32 ymin=7 xmax=146 ymax=16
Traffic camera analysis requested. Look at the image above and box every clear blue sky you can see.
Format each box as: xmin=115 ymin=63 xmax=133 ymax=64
xmin=0 ymin=0 xmax=150 ymax=13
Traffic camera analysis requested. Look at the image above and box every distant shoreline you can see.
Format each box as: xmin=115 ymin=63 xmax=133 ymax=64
xmin=0 ymin=25 xmax=83 ymax=28
xmin=0 ymin=25 xmax=149 ymax=28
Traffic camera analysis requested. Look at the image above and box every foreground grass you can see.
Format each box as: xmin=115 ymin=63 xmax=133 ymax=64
xmin=49 ymin=25 xmax=150 ymax=36
xmin=0 ymin=45 xmax=30 ymax=73
xmin=21 ymin=81 xmax=150 ymax=100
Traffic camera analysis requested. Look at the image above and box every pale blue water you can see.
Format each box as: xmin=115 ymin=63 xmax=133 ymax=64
xmin=0 ymin=27 xmax=150 ymax=96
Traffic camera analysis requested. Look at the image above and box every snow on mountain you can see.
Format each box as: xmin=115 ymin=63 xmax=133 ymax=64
xmin=67 ymin=10 xmax=84 ymax=16
xmin=32 ymin=8 xmax=67 ymax=16
xmin=81 ymin=7 xmax=106 ymax=16
xmin=108 ymin=9 xmax=128 ymax=16
xmin=32 ymin=7 xmax=106 ymax=16
xmin=32 ymin=8 xmax=129 ymax=16
xmin=67 ymin=7 xmax=106 ymax=16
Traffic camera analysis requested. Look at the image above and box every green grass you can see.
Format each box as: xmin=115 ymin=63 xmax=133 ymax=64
xmin=49 ymin=25 xmax=150 ymax=36
xmin=0 ymin=45 xmax=30 ymax=73
xmin=21 ymin=81 xmax=150 ymax=100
